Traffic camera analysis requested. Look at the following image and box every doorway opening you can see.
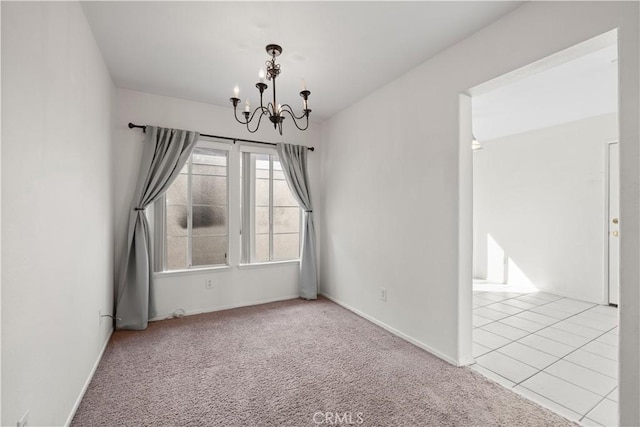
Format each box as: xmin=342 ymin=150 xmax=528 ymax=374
xmin=463 ymin=30 xmax=620 ymax=425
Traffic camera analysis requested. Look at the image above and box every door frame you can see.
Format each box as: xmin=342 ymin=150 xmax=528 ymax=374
xmin=604 ymin=140 xmax=619 ymax=305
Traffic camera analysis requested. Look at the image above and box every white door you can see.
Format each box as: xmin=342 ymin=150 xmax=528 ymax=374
xmin=608 ymin=142 xmax=620 ymax=305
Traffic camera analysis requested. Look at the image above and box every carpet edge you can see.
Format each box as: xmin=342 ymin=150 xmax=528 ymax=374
xmin=64 ymin=327 xmax=113 ymax=427
xmin=149 ymin=293 xmax=300 ymax=322
xmin=320 ymin=292 xmax=461 ymax=366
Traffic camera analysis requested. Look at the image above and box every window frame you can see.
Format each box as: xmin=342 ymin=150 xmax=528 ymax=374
xmin=240 ymin=146 xmax=302 ymax=264
xmin=154 ymin=139 xmax=231 ymax=273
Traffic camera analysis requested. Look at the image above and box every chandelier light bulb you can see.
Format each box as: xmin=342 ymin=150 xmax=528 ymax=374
xmin=245 ymin=100 xmax=250 ymax=112
xmin=259 ymin=69 xmax=265 ymax=83
xmin=233 ymin=85 xmax=239 ymax=98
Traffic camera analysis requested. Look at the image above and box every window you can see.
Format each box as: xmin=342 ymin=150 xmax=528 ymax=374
xmin=241 ymin=151 xmax=301 ymax=263
xmin=158 ymin=143 xmax=229 ymax=271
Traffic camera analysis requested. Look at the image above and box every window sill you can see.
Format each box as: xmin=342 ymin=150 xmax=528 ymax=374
xmin=237 ymin=259 xmax=300 ymax=270
xmin=154 ymin=265 xmax=232 ymax=278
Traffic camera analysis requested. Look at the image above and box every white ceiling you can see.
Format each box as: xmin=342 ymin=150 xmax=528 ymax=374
xmin=473 ymin=44 xmax=618 ymax=142
xmin=82 ymin=1 xmax=523 ymax=121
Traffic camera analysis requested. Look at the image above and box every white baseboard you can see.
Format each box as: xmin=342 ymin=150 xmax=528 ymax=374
xmin=320 ymin=292 xmax=462 ymax=367
xmin=65 ymin=328 xmax=113 ymax=426
xmin=149 ymin=294 xmax=300 ymax=322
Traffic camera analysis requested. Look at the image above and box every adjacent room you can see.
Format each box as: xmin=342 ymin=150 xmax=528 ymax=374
xmin=470 ymin=39 xmax=620 ymax=425
xmin=2 ymin=1 xmax=639 ymax=426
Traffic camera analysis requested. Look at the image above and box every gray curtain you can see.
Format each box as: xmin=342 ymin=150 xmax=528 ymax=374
xmin=116 ymin=126 xmax=199 ymax=329
xmin=276 ymin=143 xmax=318 ymax=299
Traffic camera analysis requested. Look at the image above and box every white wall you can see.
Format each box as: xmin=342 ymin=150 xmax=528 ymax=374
xmin=319 ymin=2 xmax=639 ymax=425
xmin=1 ymin=2 xmax=115 ymax=426
xmin=114 ymin=89 xmax=321 ymax=319
xmin=473 ymin=113 xmax=618 ymax=302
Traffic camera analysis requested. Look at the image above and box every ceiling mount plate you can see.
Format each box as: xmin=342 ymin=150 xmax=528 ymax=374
xmin=266 ymin=44 xmax=282 ymax=57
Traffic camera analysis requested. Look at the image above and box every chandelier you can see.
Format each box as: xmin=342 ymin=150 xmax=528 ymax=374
xmin=230 ymin=44 xmax=311 ymax=135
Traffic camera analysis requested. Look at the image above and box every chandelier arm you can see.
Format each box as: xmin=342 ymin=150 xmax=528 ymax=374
xmin=280 ymin=108 xmax=310 ymax=131
xmin=266 ymin=102 xmax=275 ymax=116
xmin=280 ymin=104 xmax=308 ymax=121
xmin=233 ymin=107 xmax=250 ymax=125
xmin=245 ymin=109 xmax=268 ymax=134
xmin=247 ymin=106 xmax=269 ymax=123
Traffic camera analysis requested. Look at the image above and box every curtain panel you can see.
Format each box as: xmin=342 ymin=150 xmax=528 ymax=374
xmin=116 ymin=126 xmax=199 ymax=330
xmin=276 ymin=143 xmax=318 ymax=299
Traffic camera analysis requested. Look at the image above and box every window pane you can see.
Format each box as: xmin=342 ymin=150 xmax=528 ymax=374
xmin=192 ymin=236 xmax=227 ymax=266
xmin=273 ymin=180 xmax=298 ymax=207
xmin=273 ymin=207 xmax=300 ymax=233
xmin=255 ymin=206 xmax=269 ymax=234
xmin=192 ymin=147 xmax=227 ymax=165
xmin=255 ymin=178 xmax=269 ymax=206
xmin=192 ymin=164 xmax=227 ymax=176
xmin=273 ymin=233 xmax=300 ymax=260
xmin=192 ymin=148 xmax=227 ymax=176
xmin=192 ymin=205 xmax=227 ymax=236
xmin=192 ymin=175 xmax=227 ymax=205
xmin=166 ymin=175 xmax=188 ymax=206
xmin=239 ymin=152 xmax=301 ymax=264
xmin=255 ymin=234 xmax=269 ymax=262
xmin=255 ymin=168 xmax=270 ymax=179
xmin=255 ymin=154 xmax=270 ymax=178
xmin=166 ymin=205 xmax=188 ymax=236
xmin=166 ymin=236 xmax=187 ymax=270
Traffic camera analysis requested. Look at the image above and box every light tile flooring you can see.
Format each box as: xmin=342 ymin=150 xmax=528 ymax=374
xmin=471 ymin=283 xmax=618 ymax=426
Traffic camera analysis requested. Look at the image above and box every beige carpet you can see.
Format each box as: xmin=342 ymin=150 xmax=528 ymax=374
xmin=72 ymin=297 xmax=576 ymax=426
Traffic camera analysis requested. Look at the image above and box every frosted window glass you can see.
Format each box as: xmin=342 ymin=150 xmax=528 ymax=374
xmin=273 ymin=233 xmax=300 ymax=261
xmin=166 ymin=236 xmax=187 ymax=270
xmin=255 ymin=207 xmax=269 ymax=234
xmin=162 ymin=146 xmax=229 ymax=270
xmin=192 ymin=236 xmax=227 ymax=266
xmin=192 ymin=164 xmax=227 ymax=176
xmin=166 ymin=205 xmax=188 ymax=236
xmin=240 ymin=152 xmax=301 ymax=263
xmin=192 ymin=206 xmax=227 ymax=236
xmin=273 ymin=180 xmax=298 ymax=207
xmin=192 ymin=147 xmax=227 ymax=165
xmin=255 ymin=234 xmax=269 ymax=262
xmin=273 ymin=207 xmax=300 ymax=233
xmin=166 ymin=175 xmax=188 ymax=206
xmin=255 ymin=178 xmax=269 ymax=206
xmin=255 ymin=168 xmax=270 ymax=179
xmin=192 ymin=176 xmax=227 ymax=205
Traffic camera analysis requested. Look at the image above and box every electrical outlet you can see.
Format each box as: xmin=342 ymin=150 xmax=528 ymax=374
xmin=380 ymin=288 xmax=387 ymax=302
xmin=205 ymin=279 xmax=213 ymax=290
xmin=17 ymin=409 xmax=29 ymax=427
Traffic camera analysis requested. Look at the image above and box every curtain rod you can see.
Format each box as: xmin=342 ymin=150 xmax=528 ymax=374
xmin=127 ymin=122 xmax=314 ymax=151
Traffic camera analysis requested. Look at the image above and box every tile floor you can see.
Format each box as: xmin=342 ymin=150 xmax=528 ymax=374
xmin=471 ymin=283 xmax=618 ymax=426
